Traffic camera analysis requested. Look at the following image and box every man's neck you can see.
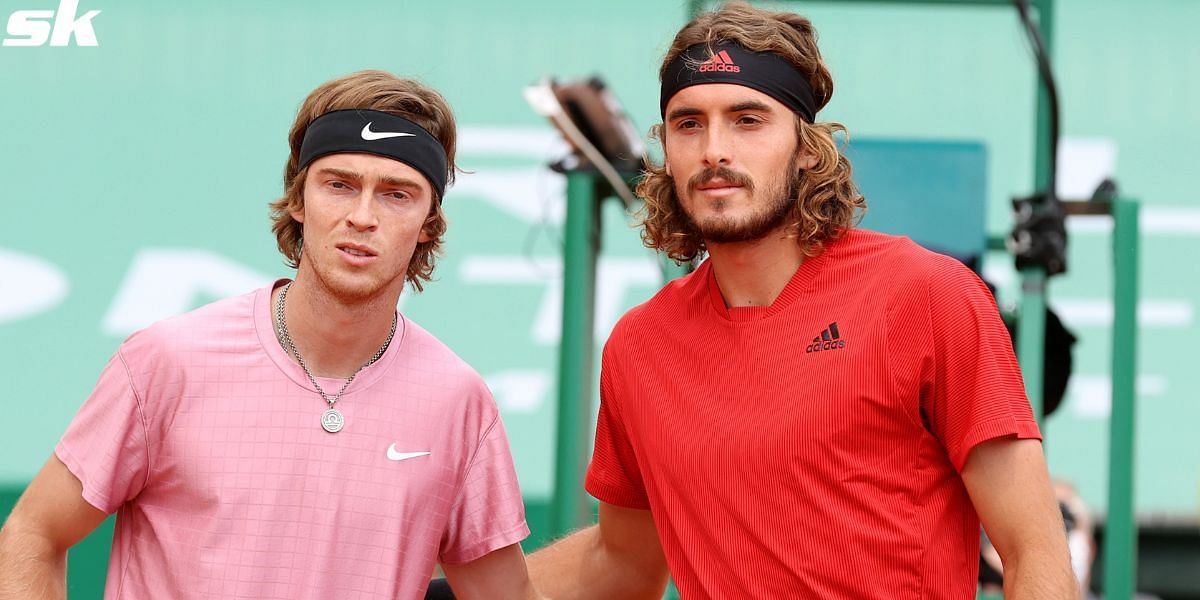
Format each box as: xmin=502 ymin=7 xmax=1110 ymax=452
xmin=275 ymin=270 xmax=401 ymax=378
xmin=706 ymin=227 xmax=806 ymax=309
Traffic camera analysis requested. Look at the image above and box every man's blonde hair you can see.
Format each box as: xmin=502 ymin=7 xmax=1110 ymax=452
xmin=268 ymin=70 xmax=457 ymax=291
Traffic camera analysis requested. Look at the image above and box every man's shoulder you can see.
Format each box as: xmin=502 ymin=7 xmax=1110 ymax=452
xmin=839 ymin=231 xmax=995 ymax=326
xmin=388 ymin=317 xmax=502 ymax=427
xmin=609 ymin=262 xmax=710 ymax=344
xmin=836 ymin=228 xmax=933 ymax=264
xmin=393 ymin=316 xmax=488 ymax=387
xmin=120 ymin=287 xmax=261 ymax=359
xmin=836 ymin=228 xmax=973 ymax=285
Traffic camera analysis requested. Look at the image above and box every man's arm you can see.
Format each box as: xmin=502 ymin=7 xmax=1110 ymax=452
xmin=524 ymin=502 xmax=668 ymax=600
xmin=441 ymin=543 xmax=541 ymax=600
xmin=961 ymin=437 xmax=1078 ymax=599
xmin=0 ymin=454 xmax=109 ymax=600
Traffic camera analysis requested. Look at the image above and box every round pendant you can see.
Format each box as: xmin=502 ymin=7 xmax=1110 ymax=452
xmin=321 ymin=408 xmax=344 ymax=433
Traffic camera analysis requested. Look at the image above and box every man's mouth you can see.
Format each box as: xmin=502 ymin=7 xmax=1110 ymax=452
xmin=696 ymin=180 xmax=742 ymax=191
xmin=337 ymin=243 xmax=377 ymax=258
xmin=689 ymin=167 xmax=753 ymax=194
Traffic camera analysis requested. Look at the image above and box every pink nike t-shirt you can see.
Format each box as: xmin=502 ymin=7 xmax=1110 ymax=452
xmin=56 ymin=281 xmax=529 ymax=599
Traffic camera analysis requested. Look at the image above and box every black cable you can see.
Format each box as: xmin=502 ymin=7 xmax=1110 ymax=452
xmin=1012 ymin=0 xmax=1061 ymax=201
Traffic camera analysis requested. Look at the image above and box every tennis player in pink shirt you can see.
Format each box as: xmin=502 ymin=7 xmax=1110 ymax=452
xmin=0 ymin=70 xmax=541 ymax=600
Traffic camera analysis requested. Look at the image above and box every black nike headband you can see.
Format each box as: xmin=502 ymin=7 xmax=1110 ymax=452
xmin=298 ymin=109 xmax=449 ymax=200
xmin=660 ymin=42 xmax=817 ymax=123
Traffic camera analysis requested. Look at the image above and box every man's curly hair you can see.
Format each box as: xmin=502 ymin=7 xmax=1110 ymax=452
xmin=637 ymin=2 xmax=865 ymax=263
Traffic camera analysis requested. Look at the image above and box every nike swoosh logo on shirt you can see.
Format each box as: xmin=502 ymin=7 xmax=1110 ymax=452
xmin=361 ymin=123 xmax=415 ymax=141
xmin=387 ymin=444 xmax=431 ymax=461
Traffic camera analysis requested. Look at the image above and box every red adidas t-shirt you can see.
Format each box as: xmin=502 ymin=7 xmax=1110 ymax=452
xmin=586 ymin=229 xmax=1040 ymax=599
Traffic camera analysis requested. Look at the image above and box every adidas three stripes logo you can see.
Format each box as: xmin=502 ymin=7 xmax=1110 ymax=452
xmin=805 ymin=322 xmax=847 ymax=353
xmin=698 ymin=50 xmax=742 ymax=73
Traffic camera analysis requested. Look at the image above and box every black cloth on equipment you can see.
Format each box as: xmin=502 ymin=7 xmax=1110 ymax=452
xmin=424 ymin=578 xmax=456 ymax=600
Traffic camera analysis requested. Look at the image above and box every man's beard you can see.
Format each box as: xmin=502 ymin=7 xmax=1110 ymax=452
xmin=679 ymin=154 xmax=801 ymax=244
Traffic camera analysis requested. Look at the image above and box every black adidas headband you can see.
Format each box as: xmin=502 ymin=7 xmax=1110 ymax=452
xmin=298 ymin=109 xmax=449 ymax=200
xmin=660 ymin=42 xmax=817 ymax=123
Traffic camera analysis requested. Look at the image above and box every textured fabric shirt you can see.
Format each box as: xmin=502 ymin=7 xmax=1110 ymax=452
xmin=586 ymin=229 xmax=1040 ymax=599
xmin=57 ymin=281 xmax=528 ymax=599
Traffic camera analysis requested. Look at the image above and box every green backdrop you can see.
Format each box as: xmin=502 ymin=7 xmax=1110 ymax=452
xmin=2 ymin=0 xmax=1198 ymax=595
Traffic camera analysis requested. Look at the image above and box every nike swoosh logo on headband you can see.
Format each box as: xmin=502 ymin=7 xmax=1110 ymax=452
xmin=361 ymin=123 xmax=416 ymax=141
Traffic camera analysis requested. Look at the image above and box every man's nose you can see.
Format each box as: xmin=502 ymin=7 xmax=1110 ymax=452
xmin=345 ymin=190 xmax=378 ymax=231
xmin=701 ymin=126 xmax=732 ymax=168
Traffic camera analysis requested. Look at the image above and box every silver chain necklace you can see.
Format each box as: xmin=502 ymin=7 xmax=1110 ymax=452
xmin=274 ymin=282 xmax=397 ymax=433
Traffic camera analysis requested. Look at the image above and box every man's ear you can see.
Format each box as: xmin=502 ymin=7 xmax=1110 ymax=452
xmin=793 ymin=118 xmax=820 ymax=171
xmin=660 ymin=128 xmax=672 ymax=177
xmin=797 ymin=147 xmax=819 ymax=171
xmin=290 ymin=188 xmax=306 ymax=223
xmin=417 ymin=209 xmax=438 ymax=244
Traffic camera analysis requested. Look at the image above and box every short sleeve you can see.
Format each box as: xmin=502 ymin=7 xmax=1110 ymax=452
xmin=921 ymin=258 xmax=1042 ymax=471
xmin=439 ymin=413 xmax=530 ymax=564
xmin=585 ymin=344 xmax=650 ymax=510
xmin=55 ymin=349 xmax=151 ymax=514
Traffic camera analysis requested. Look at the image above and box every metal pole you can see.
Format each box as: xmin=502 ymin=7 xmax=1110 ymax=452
xmin=551 ymin=172 xmax=601 ymax=538
xmin=1105 ymin=197 xmax=1139 ymax=599
xmin=1016 ymin=0 xmax=1055 ymax=423
xmin=1031 ymin=0 xmax=1056 ymax=192
xmin=1016 ymin=268 xmax=1047 ymax=418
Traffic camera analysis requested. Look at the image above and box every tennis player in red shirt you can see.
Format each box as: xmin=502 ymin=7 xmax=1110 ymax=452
xmin=526 ymin=3 xmax=1077 ymax=599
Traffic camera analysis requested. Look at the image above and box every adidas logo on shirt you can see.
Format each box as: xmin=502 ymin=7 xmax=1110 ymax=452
xmin=805 ymin=322 xmax=846 ymax=353
xmin=698 ymin=50 xmax=741 ymax=73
